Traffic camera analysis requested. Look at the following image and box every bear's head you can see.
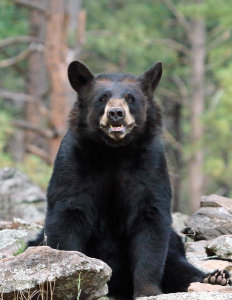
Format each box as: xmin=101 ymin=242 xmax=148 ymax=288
xmin=68 ymin=61 xmax=162 ymax=147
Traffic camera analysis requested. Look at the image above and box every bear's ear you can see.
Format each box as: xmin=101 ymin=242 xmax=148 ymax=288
xmin=68 ymin=61 xmax=94 ymax=93
xmin=139 ymin=62 xmax=162 ymax=95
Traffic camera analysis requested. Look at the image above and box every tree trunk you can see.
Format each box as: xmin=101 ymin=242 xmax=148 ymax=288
xmin=189 ymin=8 xmax=206 ymax=213
xmin=68 ymin=0 xmax=82 ymax=32
xmin=172 ymin=102 xmax=182 ymax=212
xmin=45 ymin=0 xmax=70 ymax=163
xmin=25 ymin=0 xmax=48 ymax=154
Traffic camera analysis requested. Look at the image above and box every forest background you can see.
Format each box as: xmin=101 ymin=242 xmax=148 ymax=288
xmin=0 ymin=0 xmax=232 ymax=213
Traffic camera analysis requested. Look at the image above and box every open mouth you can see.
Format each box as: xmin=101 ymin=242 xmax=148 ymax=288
xmin=109 ymin=124 xmax=126 ymax=133
xmin=99 ymin=123 xmax=135 ymax=139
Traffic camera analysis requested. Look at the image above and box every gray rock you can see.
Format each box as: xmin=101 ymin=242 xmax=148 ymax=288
xmin=0 ymin=246 xmax=112 ymax=300
xmin=185 ymin=240 xmax=208 ymax=253
xmin=184 ymin=238 xmax=232 ymax=275
xmin=183 ymin=194 xmax=232 ymax=240
xmin=185 ymin=240 xmax=232 ymax=275
xmin=185 ymin=238 xmax=232 ymax=276
xmin=206 ymin=235 xmax=232 ymax=260
xmin=186 ymin=251 xmax=232 ymax=275
xmin=186 ymin=251 xmax=210 ymax=274
xmin=0 ymin=167 xmax=46 ymax=222
xmin=137 ymin=292 xmax=232 ymax=300
xmin=0 ymin=218 xmax=42 ymax=259
xmin=0 ymin=229 xmax=30 ymax=250
xmin=201 ymin=194 xmax=232 ymax=212
xmin=172 ymin=212 xmax=189 ymax=237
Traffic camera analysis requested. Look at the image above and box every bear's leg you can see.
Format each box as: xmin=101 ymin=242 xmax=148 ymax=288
xmin=87 ymin=239 xmax=133 ymax=300
xmin=44 ymin=206 xmax=94 ymax=251
xmin=162 ymin=232 xmax=203 ymax=293
xmin=28 ymin=196 xmax=96 ymax=251
xmin=162 ymin=230 xmax=231 ymax=293
xmin=129 ymin=218 xmax=171 ymax=298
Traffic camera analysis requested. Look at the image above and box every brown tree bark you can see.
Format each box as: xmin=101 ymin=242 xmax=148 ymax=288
xmin=1 ymin=0 xmax=83 ymax=164
xmin=45 ymin=0 xmax=70 ymax=163
xmin=172 ymin=102 xmax=183 ymax=212
xmin=189 ymin=9 xmax=206 ymax=212
xmin=25 ymin=0 xmax=48 ymax=154
xmin=162 ymin=0 xmax=207 ymax=213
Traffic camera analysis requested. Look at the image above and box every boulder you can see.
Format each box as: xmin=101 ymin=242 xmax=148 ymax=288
xmin=0 ymin=218 xmax=42 ymax=259
xmin=206 ymin=235 xmax=232 ymax=260
xmin=137 ymin=292 xmax=232 ymax=300
xmin=183 ymin=194 xmax=232 ymax=241
xmin=0 ymin=246 xmax=112 ymax=300
xmin=0 ymin=167 xmax=46 ymax=222
xmin=201 ymin=194 xmax=232 ymax=212
xmin=186 ymin=246 xmax=232 ymax=275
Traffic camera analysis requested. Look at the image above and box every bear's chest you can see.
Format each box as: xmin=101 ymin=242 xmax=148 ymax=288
xmin=86 ymin=165 xmax=146 ymax=235
xmin=77 ymin=152 xmax=152 ymax=235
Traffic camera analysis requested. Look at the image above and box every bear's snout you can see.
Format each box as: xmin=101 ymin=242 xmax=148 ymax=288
xmin=107 ymin=107 xmax=125 ymax=122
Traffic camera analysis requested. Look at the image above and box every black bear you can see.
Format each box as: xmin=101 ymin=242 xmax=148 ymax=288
xmin=29 ymin=61 xmax=231 ymax=299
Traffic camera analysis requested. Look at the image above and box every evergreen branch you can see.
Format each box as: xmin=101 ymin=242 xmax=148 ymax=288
xmin=0 ymin=36 xmax=42 ymax=49
xmin=0 ymin=43 xmax=43 ymax=68
xmin=13 ymin=120 xmax=56 ymax=139
xmin=0 ymin=89 xmax=39 ymax=102
xmin=163 ymin=128 xmax=183 ymax=152
xmin=13 ymin=0 xmax=46 ymax=13
xmin=172 ymin=75 xmax=189 ymax=103
xmin=151 ymin=38 xmax=190 ymax=56
xmin=207 ymin=31 xmax=231 ymax=52
xmin=162 ymin=0 xmax=191 ymax=36
xmin=26 ymin=144 xmax=50 ymax=162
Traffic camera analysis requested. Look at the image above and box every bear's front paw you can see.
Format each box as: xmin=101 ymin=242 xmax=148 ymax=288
xmin=202 ymin=269 xmax=232 ymax=286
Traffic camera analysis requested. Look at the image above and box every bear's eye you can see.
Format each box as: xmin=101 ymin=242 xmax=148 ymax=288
xmin=124 ymin=94 xmax=135 ymax=103
xmin=99 ymin=94 xmax=108 ymax=103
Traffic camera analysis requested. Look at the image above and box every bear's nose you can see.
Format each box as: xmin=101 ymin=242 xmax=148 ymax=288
xmin=107 ymin=107 xmax=125 ymax=122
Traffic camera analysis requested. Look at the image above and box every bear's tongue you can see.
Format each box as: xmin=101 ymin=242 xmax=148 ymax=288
xmin=109 ymin=124 xmax=125 ymax=133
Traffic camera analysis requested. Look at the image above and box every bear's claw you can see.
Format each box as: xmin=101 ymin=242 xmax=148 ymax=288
xmin=202 ymin=269 xmax=232 ymax=286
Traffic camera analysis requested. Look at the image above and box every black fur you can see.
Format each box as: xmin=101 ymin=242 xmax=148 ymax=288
xmin=29 ymin=61 xmax=206 ymax=299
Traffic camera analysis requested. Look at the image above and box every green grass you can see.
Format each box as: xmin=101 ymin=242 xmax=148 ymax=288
xmin=13 ymin=240 xmax=27 ymax=256
xmin=77 ymin=272 xmax=82 ymax=300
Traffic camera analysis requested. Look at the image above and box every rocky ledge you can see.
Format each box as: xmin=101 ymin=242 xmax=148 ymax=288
xmin=0 ymin=246 xmax=112 ymax=300
xmin=137 ymin=292 xmax=232 ymax=300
